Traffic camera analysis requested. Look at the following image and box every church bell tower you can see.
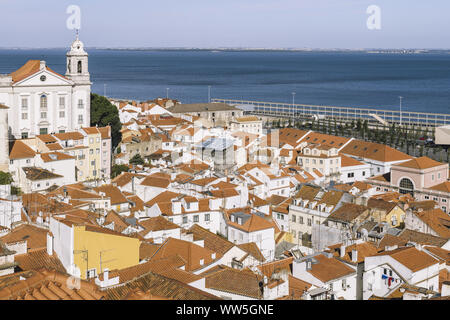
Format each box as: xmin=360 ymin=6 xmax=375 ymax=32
xmin=66 ymin=32 xmax=90 ymax=84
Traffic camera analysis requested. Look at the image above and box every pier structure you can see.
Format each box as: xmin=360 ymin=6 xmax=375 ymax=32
xmin=212 ymin=99 xmax=450 ymax=128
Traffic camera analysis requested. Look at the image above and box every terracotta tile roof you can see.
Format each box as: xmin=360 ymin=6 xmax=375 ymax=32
xmin=81 ymin=127 xmax=100 ymax=135
xmin=226 ymin=212 xmax=275 ymax=233
xmin=187 ymin=224 xmax=234 ymax=255
xmin=14 ymin=248 xmax=66 ymax=274
xmin=427 ymin=181 xmax=450 ymax=193
xmin=300 ymin=132 xmax=350 ymax=148
xmin=127 ymin=195 xmax=145 ymax=213
xmin=0 ymin=269 xmax=104 ymax=300
xmin=93 ymin=184 xmax=129 ymax=205
xmin=342 ymin=140 xmax=412 ymax=162
xmin=22 ymin=167 xmax=63 ymax=181
xmin=326 ymin=203 xmax=368 ymax=223
xmin=52 ymin=131 xmax=84 ymax=141
xmin=9 ymin=60 xmax=67 ymax=84
xmin=307 ymin=254 xmax=355 ymax=283
xmin=37 ymin=134 xmax=58 ymax=143
xmin=49 ymin=185 xmax=102 ymax=200
xmin=267 ymin=194 xmax=289 ymax=206
xmin=368 ymin=172 xmax=391 ymax=183
xmin=151 ymin=238 xmax=221 ymax=272
xmin=295 ymin=185 xmax=321 ymax=201
xmin=203 ymin=266 xmax=262 ymax=299
xmin=378 ymin=234 xmax=408 ymax=250
xmin=410 ymin=208 xmax=450 ymax=238
xmin=237 ymin=242 xmax=266 ymax=263
xmin=333 ymin=184 xmax=353 ymax=192
xmin=139 ymin=216 xmax=180 ymax=233
xmin=0 ymin=225 xmax=47 ymax=251
xmin=367 ymin=198 xmax=397 ymax=213
xmin=423 ymin=246 xmax=450 ymax=265
xmin=288 ymin=275 xmax=312 ymax=299
xmin=248 ymin=193 xmax=269 ymax=207
xmin=102 ymin=254 xmax=187 ymax=284
xmin=40 ymin=152 xmax=75 ymax=162
xmin=209 ymin=188 xmax=239 ymax=198
xmin=45 ymin=143 xmax=63 ymax=151
xmin=395 ymin=156 xmax=445 ymax=170
xmin=104 ymin=210 xmax=130 ymax=233
xmin=340 ymin=154 xmax=364 ymax=167
xmin=189 ymin=177 xmax=218 ymax=186
xmin=140 ymin=172 xmax=171 ymax=188
xmin=374 ymin=246 xmax=439 ymax=272
xmin=329 ymin=241 xmax=379 ymax=264
xmin=257 ymin=257 xmax=293 ymax=278
xmin=398 ymin=229 xmax=449 ymax=247
xmin=139 ymin=242 xmax=161 ymax=261
xmin=352 ymin=181 xmax=373 ymax=191
xmin=111 ymin=172 xmax=146 ymax=187
xmin=9 ymin=140 xmax=36 ymax=159
xmin=144 ymin=191 xmax=180 ymax=208
xmin=104 ymin=271 xmax=217 ymax=300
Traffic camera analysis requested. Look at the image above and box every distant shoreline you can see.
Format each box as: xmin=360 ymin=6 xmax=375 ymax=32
xmin=0 ymin=47 xmax=449 ymax=54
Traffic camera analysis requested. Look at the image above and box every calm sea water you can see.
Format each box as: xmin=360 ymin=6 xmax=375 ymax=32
xmin=0 ymin=49 xmax=449 ymax=114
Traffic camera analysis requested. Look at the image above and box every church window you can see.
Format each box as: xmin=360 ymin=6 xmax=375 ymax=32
xmin=21 ymin=132 xmax=28 ymax=139
xmin=40 ymin=112 xmax=47 ymax=119
xmin=21 ymin=98 xmax=28 ymax=109
xmin=40 ymin=128 xmax=48 ymax=135
xmin=78 ymin=115 xmax=83 ymax=124
xmin=21 ymin=113 xmax=28 ymax=120
xmin=59 ymin=97 xmax=65 ymax=109
xmin=40 ymin=95 xmax=47 ymax=109
xmin=59 ymin=111 xmax=65 ymax=118
xmin=77 ymin=61 xmax=82 ymax=73
xmin=78 ymin=99 xmax=84 ymax=109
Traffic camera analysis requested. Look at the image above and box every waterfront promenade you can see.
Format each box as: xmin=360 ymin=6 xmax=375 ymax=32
xmin=212 ymin=98 xmax=450 ymax=128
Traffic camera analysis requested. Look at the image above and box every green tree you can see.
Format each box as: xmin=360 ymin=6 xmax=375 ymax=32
xmin=111 ymin=164 xmax=129 ymax=178
xmin=0 ymin=171 xmax=13 ymax=185
xmin=130 ymin=154 xmax=145 ymax=166
xmin=90 ymin=93 xmax=122 ymax=151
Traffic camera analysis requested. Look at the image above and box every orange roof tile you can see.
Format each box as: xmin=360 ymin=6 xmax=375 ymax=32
xmin=395 ymin=156 xmax=445 ymax=170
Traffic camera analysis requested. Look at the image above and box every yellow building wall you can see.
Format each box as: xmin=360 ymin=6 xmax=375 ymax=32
xmin=369 ymin=207 xmax=405 ymax=228
xmin=86 ymin=132 xmax=102 ymax=180
xmin=385 ymin=207 xmax=406 ymax=228
xmin=73 ymin=225 xmax=140 ymax=279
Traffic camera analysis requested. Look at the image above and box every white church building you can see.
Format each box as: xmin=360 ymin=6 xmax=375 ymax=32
xmin=0 ymin=36 xmax=91 ymax=139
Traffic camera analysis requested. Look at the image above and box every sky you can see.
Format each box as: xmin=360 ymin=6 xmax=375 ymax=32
xmin=1 ymin=0 xmax=450 ymax=49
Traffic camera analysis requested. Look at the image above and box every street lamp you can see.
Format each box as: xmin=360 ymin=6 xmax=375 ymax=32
xmin=399 ymin=96 xmax=403 ymax=126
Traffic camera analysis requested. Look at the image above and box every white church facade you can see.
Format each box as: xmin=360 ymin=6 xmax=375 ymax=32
xmin=0 ymin=36 xmax=91 ymax=139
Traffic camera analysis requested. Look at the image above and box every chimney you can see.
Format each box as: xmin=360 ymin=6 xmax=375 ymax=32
xmin=46 ymin=233 xmax=53 ymax=256
xmin=340 ymin=244 xmax=346 ymax=258
xmin=104 ymin=268 xmax=109 ymax=282
xmin=351 ymin=249 xmax=358 ymax=263
xmin=40 ymin=60 xmax=46 ymax=70
xmin=211 ymin=252 xmax=216 ymax=259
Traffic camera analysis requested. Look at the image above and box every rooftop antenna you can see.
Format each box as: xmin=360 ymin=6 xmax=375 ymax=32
xmin=75 ymin=28 xmax=79 ymax=40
